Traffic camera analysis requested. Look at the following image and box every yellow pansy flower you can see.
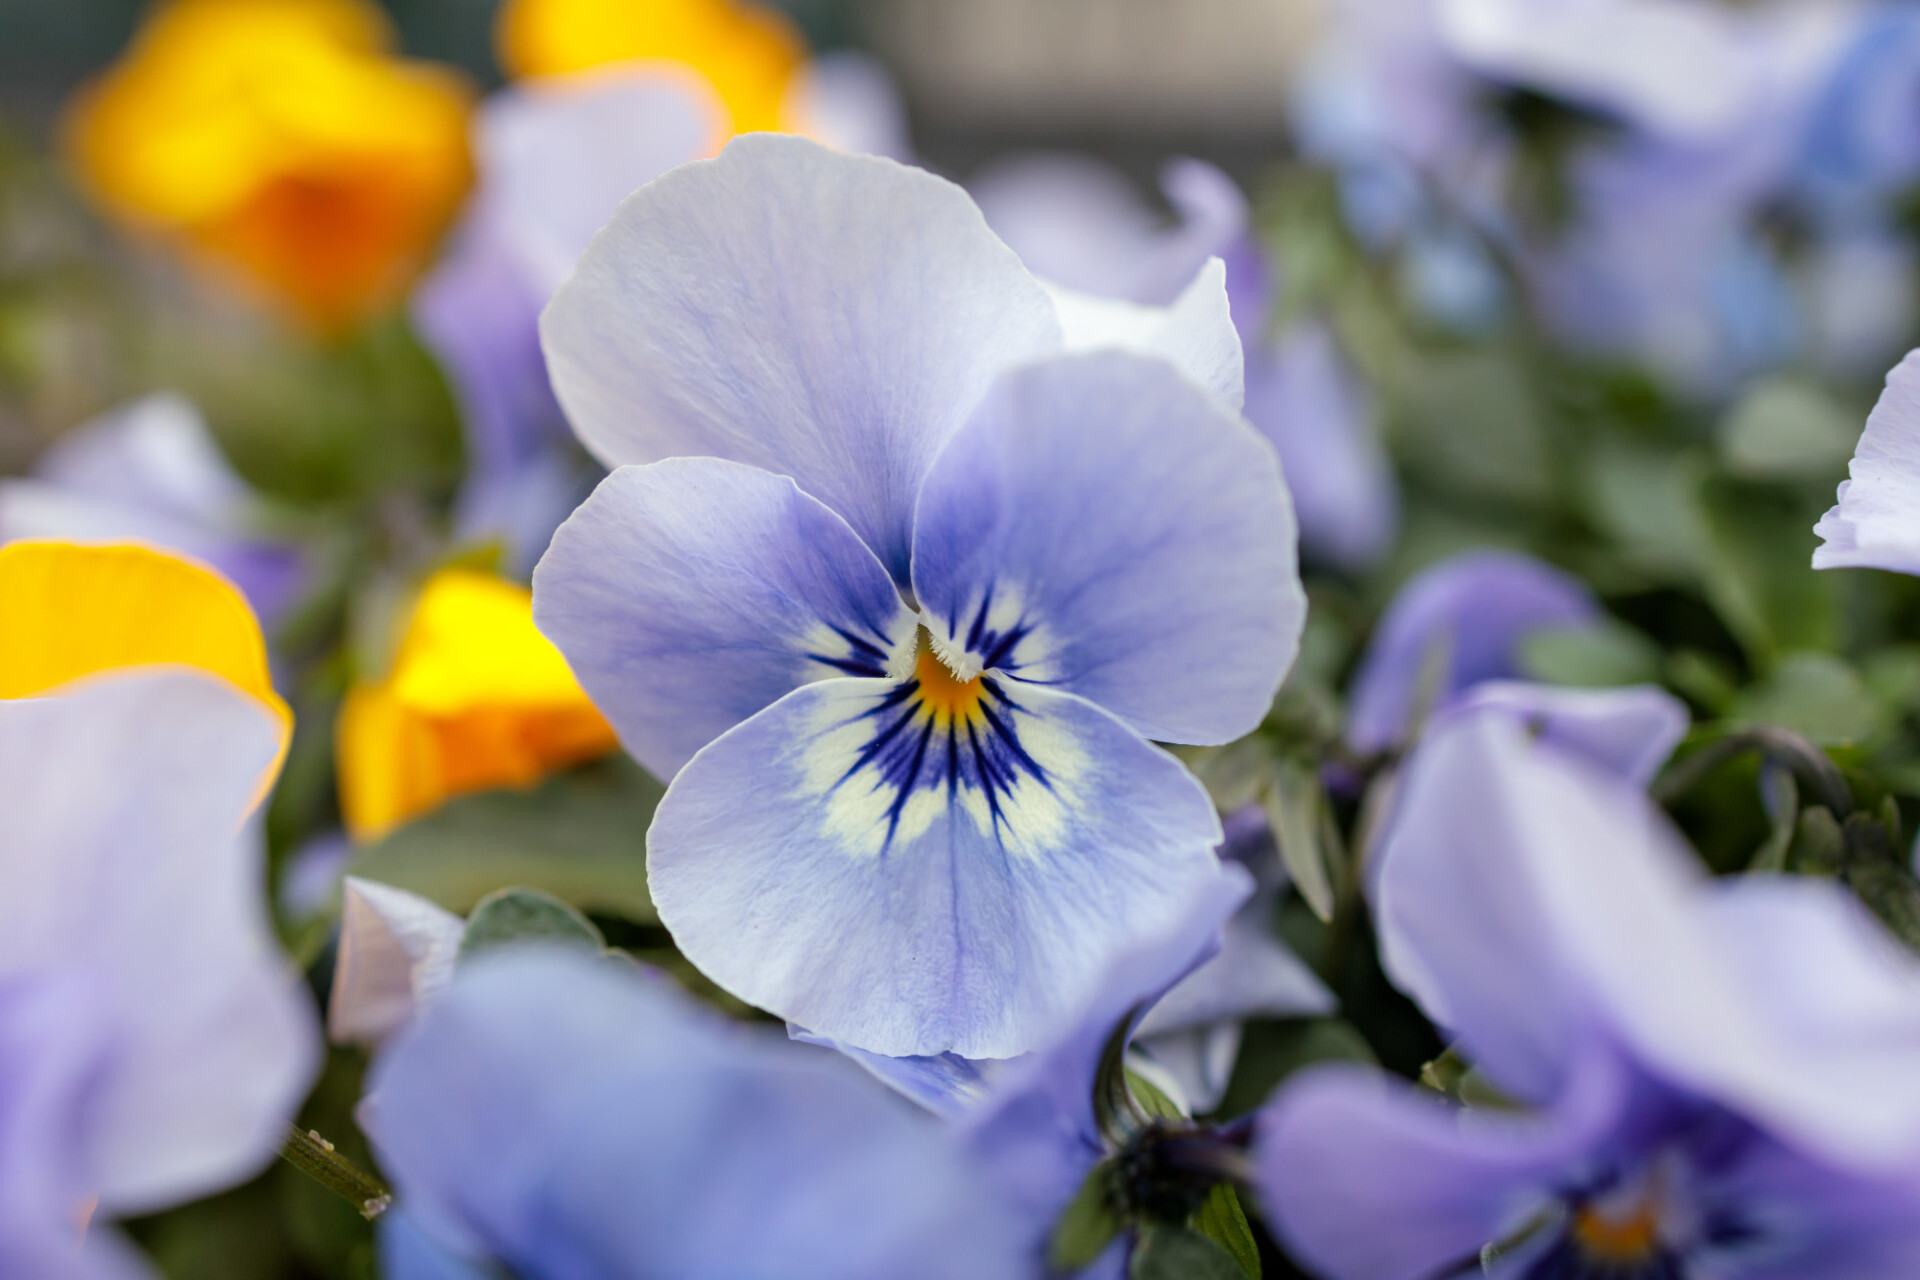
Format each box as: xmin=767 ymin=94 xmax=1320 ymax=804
xmin=0 ymin=540 xmax=292 ymax=797
xmin=336 ymin=567 xmax=618 ymax=842
xmin=496 ymin=0 xmax=804 ymax=134
xmin=64 ymin=0 xmax=474 ymax=332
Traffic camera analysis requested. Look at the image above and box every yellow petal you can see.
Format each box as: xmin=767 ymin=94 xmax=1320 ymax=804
xmin=496 ymin=0 xmax=803 ymax=134
xmin=0 ymin=540 xmax=292 ymax=797
xmin=63 ymin=0 xmax=474 ymax=331
xmin=336 ymin=568 xmax=618 ymax=840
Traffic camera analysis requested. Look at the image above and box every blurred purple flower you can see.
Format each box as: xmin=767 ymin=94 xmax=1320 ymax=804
xmin=532 ymin=135 xmax=1287 ymax=1059
xmin=1816 ymin=347 xmax=1920 ymax=573
xmin=1346 ymin=550 xmax=1599 ymax=756
xmin=0 ymin=395 xmax=305 ymax=624
xmin=1258 ymin=687 xmax=1920 ymax=1279
xmin=412 ymin=70 xmax=721 ymax=573
xmin=975 ymin=152 xmax=1400 ymax=569
xmin=0 ymin=672 xmax=319 ymax=1277
xmin=364 ymin=947 xmax=1032 ymax=1280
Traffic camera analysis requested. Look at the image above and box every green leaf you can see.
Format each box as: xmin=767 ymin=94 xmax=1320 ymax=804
xmin=1188 ymin=1183 xmax=1261 ymax=1280
xmin=1731 ymin=653 xmax=1888 ymax=747
xmin=1717 ymin=376 xmax=1860 ymax=481
xmin=458 ymin=887 xmax=605 ymax=963
xmin=1129 ymin=1224 xmax=1245 ymax=1280
xmin=1696 ymin=477 xmax=1841 ymax=662
xmin=1263 ymin=761 xmax=1336 ymax=922
xmin=346 ymin=755 xmax=661 ymax=920
xmin=1516 ymin=621 xmax=1662 ymax=688
xmin=1216 ymin=1018 xmax=1377 ymax=1118
xmin=1124 ymin=1068 xmax=1187 ymax=1122
xmin=1048 ymin=1160 xmax=1123 ymax=1274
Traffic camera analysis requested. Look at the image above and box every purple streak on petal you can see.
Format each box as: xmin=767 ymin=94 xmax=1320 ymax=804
xmin=646 ymin=676 xmax=1226 ymax=1059
xmin=1346 ymin=550 xmax=1599 ymax=755
xmin=533 ymin=458 xmax=918 ymax=780
xmin=910 ymin=351 xmax=1302 ymax=746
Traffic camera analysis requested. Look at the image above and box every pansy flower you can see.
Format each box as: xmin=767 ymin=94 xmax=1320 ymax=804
xmin=0 ymin=541 xmax=318 ymax=1276
xmin=336 ymin=567 xmax=617 ymax=842
xmin=533 ymin=134 xmax=1300 ymax=1059
xmin=1257 ymin=685 xmax=1920 ymax=1279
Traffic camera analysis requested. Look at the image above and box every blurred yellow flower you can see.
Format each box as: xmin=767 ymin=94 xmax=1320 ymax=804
xmin=0 ymin=540 xmax=293 ymax=795
xmin=497 ymin=0 xmax=804 ymax=134
xmin=336 ymin=567 xmax=618 ymax=842
xmin=64 ymin=0 xmax=474 ymax=332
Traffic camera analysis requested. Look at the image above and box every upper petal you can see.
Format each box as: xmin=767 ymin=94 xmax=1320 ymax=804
xmin=540 ymin=132 xmax=1063 ymax=581
xmin=911 ymin=351 xmax=1303 ymax=746
xmin=0 ymin=671 xmax=319 ymax=1213
xmin=533 ymin=458 xmax=919 ymax=781
xmin=1044 ymin=260 xmax=1247 ymax=411
xmin=1346 ymin=549 xmax=1600 ymax=755
xmin=1815 ymin=348 xmax=1920 ymax=573
xmin=646 ymin=676 xmax=1225 ymax=1058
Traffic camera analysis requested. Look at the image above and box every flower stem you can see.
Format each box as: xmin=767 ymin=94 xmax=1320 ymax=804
xmin=278 ymin=1124 xmax=391 ymax=1220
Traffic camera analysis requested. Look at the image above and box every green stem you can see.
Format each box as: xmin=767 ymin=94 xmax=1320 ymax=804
xmin=279 ymin=1124 xmax=391 ymax=1220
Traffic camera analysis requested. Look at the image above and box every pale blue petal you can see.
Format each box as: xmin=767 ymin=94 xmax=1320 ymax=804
xmin=379 ymin=1212 xmax=497 ymax=1280
xmin=786 ymin=1026 xmax=1005 ymax=1119
xmin=1371 ymin=704 xmax=1713 ymax=1105
xmin=648 ymin=677 xmax=1226 ymax=1058
xmin=533 ymin=458 xmax=918 ymax=780
xmin=1816 ymin=348 xmax=1920 ymax=573
xmin=1449 ymin=680 xmax=1689 ymax=787
xmin=0 ymin=673 xmax=319 ymax=1213
xmin=910 ymin=351 xmax=1303 ymax=746
xmin=961 ymin=865 xmax=1252 ymax=1239
xmin=366 ymin=948 xmax=1029 ymax=1280
xmin=1346 ymin=550 xmax=1599 ymax=755
xmin=1136 ymin=910 xmax=1335 ymax=1036
xmin=1044 ymin=262 xmax=1246 ymax=411
xmin=1255 ymin=1053 xmax=1631 ymax=1280
xmin=541 ymin=133 xmax=1063 ymax=581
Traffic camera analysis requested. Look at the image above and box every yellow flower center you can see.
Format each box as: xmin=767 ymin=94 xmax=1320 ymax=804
xmin=913 ymin=638 xmax=986 ymax=727
xmin=1572 ymin=1201 xmax=1662 ymax=1262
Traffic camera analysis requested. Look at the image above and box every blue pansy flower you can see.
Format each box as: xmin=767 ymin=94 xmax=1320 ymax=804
xmin=532 ymin=134 xmax=1302 ymax=1059
xmin=362 ymin=947 xmax=1033 ymax=1280
xmin=1258 ymin=686 xmax=1920 ymax=1279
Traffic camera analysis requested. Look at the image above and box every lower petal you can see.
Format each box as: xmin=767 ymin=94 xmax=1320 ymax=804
xmin=648 ymin=678 xmax=1224 ymax=1059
